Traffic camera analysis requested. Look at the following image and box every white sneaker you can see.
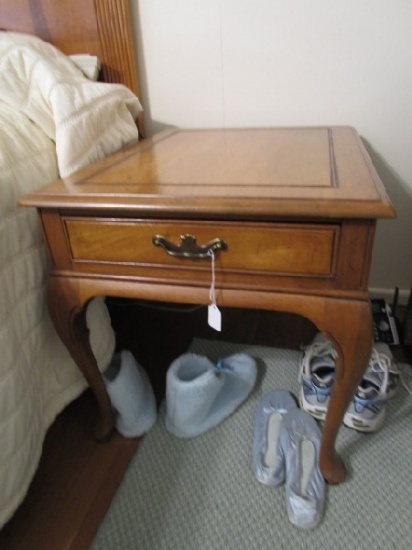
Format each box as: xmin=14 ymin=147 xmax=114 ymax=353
xmin=343 ymin=345 xmax=392 ymax=433
xmin=299 ymin=334 xmax=337 ymax=421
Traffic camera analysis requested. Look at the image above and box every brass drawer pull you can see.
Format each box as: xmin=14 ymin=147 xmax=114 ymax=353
xmin=152 ymin=234 xmax=227 ymax=259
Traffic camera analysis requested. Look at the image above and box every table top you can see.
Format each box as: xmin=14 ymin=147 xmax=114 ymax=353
xmin=21 ymin=126 xmax=395 ymax=220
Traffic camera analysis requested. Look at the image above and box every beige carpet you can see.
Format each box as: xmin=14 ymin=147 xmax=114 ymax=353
xmin=92 ymin=338 xmax=412 ymax=549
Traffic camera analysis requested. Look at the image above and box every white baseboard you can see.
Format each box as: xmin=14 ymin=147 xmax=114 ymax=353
xmin=369 ymin=287 xmax=410 ymax=307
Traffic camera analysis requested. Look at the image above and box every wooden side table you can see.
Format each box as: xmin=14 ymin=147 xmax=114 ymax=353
xmin=21 ymin=126 xmax=395 ymax=484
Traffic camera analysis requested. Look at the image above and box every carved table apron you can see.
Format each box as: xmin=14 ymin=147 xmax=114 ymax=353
xmin=21 ymin=127 xmax=395 ymax=484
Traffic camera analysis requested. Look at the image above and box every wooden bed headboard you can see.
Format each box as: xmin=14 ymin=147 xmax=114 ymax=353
xmin=0 ymin=0 xmax=141 ymax=99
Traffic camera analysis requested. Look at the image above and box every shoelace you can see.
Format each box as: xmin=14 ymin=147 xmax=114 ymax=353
xmin=369 ymin=349 xmax=412 ymax=397
xmin=369 ymin=348 xmax=392 ymax=372
xmin=367 ymin=349 xmax=390 ymax=396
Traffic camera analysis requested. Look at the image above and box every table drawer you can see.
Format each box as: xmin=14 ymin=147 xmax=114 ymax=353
xmin=64 ymin=218 xmax=339 ymax=279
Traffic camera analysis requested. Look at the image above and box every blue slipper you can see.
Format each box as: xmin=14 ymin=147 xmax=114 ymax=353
xmin=165 ymin=353 xmax=257 ymax=438
xmin=104 ymin=350 xmax=157 ymax=438
xmin=252 ymin=390 xmax=297 ymax=486
xmin=279 ymin=408 xmax=325 ymax=529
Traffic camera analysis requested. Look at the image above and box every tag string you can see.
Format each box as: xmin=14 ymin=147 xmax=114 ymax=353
xmin=208 ymin=249 xmax=216 ymax=305
xmin=207 ymin=249 xmax=222 ymax=332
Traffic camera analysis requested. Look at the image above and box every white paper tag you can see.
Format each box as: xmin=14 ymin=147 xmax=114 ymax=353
xmin=208 ymin=303 xmax=222 ymax=332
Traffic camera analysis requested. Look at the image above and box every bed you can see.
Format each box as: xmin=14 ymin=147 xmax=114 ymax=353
xmin=0 ymin=0 xmax=144 ymax=529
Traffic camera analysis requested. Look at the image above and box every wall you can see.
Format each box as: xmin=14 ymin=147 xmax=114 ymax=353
xmin=131 ymin=0 xmax=412 ymax=303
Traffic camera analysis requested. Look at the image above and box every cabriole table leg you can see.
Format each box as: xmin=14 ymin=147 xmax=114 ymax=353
xmin=47 ymin=277 xmax=114 ymax=441
xmin=317 ymin=298 xmax=373 ymax=484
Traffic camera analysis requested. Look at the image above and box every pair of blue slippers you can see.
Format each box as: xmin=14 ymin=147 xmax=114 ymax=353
xmin=252 ymin=390 xmax=326 ymax=530
xmin=104 ymin=350 xmax=258 ymax=439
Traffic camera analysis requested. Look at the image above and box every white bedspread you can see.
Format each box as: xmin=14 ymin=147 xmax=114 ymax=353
xmin=0 ymin=32 xmax=143 ymax=528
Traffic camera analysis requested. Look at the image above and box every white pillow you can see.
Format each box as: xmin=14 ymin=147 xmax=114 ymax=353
xmin=69 ymin=54 xmax=101 ymax=81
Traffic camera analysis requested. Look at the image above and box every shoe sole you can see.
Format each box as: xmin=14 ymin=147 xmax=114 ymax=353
xmin=343 ymin=408 xmax=386 ymax=433
xmin=300 ymin=400 xmax=386 ymax=433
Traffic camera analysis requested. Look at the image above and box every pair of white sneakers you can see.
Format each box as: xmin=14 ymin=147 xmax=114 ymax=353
xmin=252 ymin=390 xmax=325 ymax=530
xmin=299 ymin=334 xmax=401 ymax=432
xmin=104 ymin=350 xmax=258 ymax=439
